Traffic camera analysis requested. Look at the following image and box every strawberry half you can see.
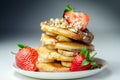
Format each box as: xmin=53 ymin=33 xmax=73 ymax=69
xmin=69 ymin=46 xmax=97 ymax=72
xmin=14 ymin=44 xmax=38 ymax=71
xmin=63 ymin=5 xmax=89 ymax=31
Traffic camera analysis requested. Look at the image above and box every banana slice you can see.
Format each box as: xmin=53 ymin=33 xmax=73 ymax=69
xmin=46 ymin=32 xmax=57 ymax=36
xmin=41 ymin=33 xmax=57 ymax=46
xmin=61 ymin=61 xmax=72 ymax=68
xmin=44 ymin=45 xmax=56 ymax=50
xmin=56 ymin=35 xmax=72 ymax=42
xmin=36 ymin=46 xmax=74 ymax=62
xmin=58 ymin=49 xmax=78 ymax=57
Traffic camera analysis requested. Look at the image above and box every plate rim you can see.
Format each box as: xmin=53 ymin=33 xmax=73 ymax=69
xmin=12 ymin=57 xmax=108 ymax=79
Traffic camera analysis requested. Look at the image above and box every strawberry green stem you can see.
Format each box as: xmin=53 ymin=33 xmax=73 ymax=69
xmin=63 ymin=5 xmax=74 ymax=17
xmin=64 ymin=5 xmax=74 ymax=12
xmin=11 ymin=51 xmax=16 ymax=55
xmin=89 ymin=52 xmax=97 ymax=61
xmin=17 ymin=43 xmax=29 ymax=49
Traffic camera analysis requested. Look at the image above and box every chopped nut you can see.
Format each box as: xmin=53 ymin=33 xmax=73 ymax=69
xmin=46 ymin=18 xmax=82 ymax=33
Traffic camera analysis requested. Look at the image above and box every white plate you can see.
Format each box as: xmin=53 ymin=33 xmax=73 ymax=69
xmin=12 ymin=58 xmax=107 ymax=79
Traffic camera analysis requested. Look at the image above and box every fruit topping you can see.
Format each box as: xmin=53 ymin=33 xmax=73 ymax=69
xmin=69 ymin=46 xmax=97 ymax=72
xmin=63 ymin=5 xmax=89 ymax=31
xmin=12 ymin=44 xmax=38 ymax=71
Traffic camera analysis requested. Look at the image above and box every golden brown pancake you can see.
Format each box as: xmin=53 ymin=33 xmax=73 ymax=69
xmin=55 ymin=42 xmax=94 ymax=51
xmin=37 ymin=57 xmax=54 ymax=62
xmin=36 ymin=62 xmax=69 ymax=72
xmin=36 ymin=46 xmax=74 ymax=62
xmin=40 ymin=22 xmax=94 ymax=44
xmin=41 ymin=33 xmax=94 ymax=52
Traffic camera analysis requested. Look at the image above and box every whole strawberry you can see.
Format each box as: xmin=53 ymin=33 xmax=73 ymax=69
xmin=63 ymin=5 xmax=89 ymax=31
xmin=69 ymin=46 xmax=97 ymax=72
xmin=13 ymin=44 xmax=38 ymax=71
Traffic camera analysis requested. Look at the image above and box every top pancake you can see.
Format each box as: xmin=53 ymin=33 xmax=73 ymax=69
xmin=40 ymin=22 xmax=94 ymax=44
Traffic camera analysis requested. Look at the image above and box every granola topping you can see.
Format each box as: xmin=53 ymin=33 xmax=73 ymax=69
xmin=44 ymin=18 xmax=82 ymax=33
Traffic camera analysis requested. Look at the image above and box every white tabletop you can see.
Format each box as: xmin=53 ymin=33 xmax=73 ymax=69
xmin=0 ymin=32 xmax=120 ymax=80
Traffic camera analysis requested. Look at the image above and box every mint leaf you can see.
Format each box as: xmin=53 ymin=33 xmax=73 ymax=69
xmin=81 ymin=59 xmax=89 ymax=66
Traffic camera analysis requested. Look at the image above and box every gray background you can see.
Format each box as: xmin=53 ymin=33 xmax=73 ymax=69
xmin=0 ymin=0 xmax=120 ymax=80
xmin=0 ymin=0 xmax=120 ymax=36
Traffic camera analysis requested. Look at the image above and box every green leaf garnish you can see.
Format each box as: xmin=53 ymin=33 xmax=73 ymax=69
xmin=64 ymin=5 xmax=74 ymax=13
xmin=89 ymin=63 xmax=102 ymax=69
xmin=84 ymin=50 xmax=89 ymax=60
xmin=63 ymin=5 xmax=74 ymax=17
xmin=80 ymin=46 xmax=87 ymax=55
xmin=17 ymin=43 xmax=29 ymax=49
xmin=81 ymin=59 xmax=89 ymax=66
xmin=90 ymin=62 xmax=97 ymax=66
xmin=80 ymin=46 xmax=90 ymax=59
xmin=89 ymin=52 xmax=97 ymax=60
xmin=80 ymin=46 xmax=97 ymax=67
xmin=11 ymin=43 xmax=29 ymax=55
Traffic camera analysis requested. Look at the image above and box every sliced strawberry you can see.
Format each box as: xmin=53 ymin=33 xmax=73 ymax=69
xmin=81 ymin=13 xmax=89 ymax=30
xmin=15 ymin=44 xmax=38 ymax=71
xmin=64 ymin=12 xmax=80 ymax=24
xmin=63 ymin=5 xmax=89 ymax=31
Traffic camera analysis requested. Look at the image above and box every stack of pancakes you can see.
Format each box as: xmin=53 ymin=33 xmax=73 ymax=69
xmin=36 ymin=18 xmax=94 ymax=72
